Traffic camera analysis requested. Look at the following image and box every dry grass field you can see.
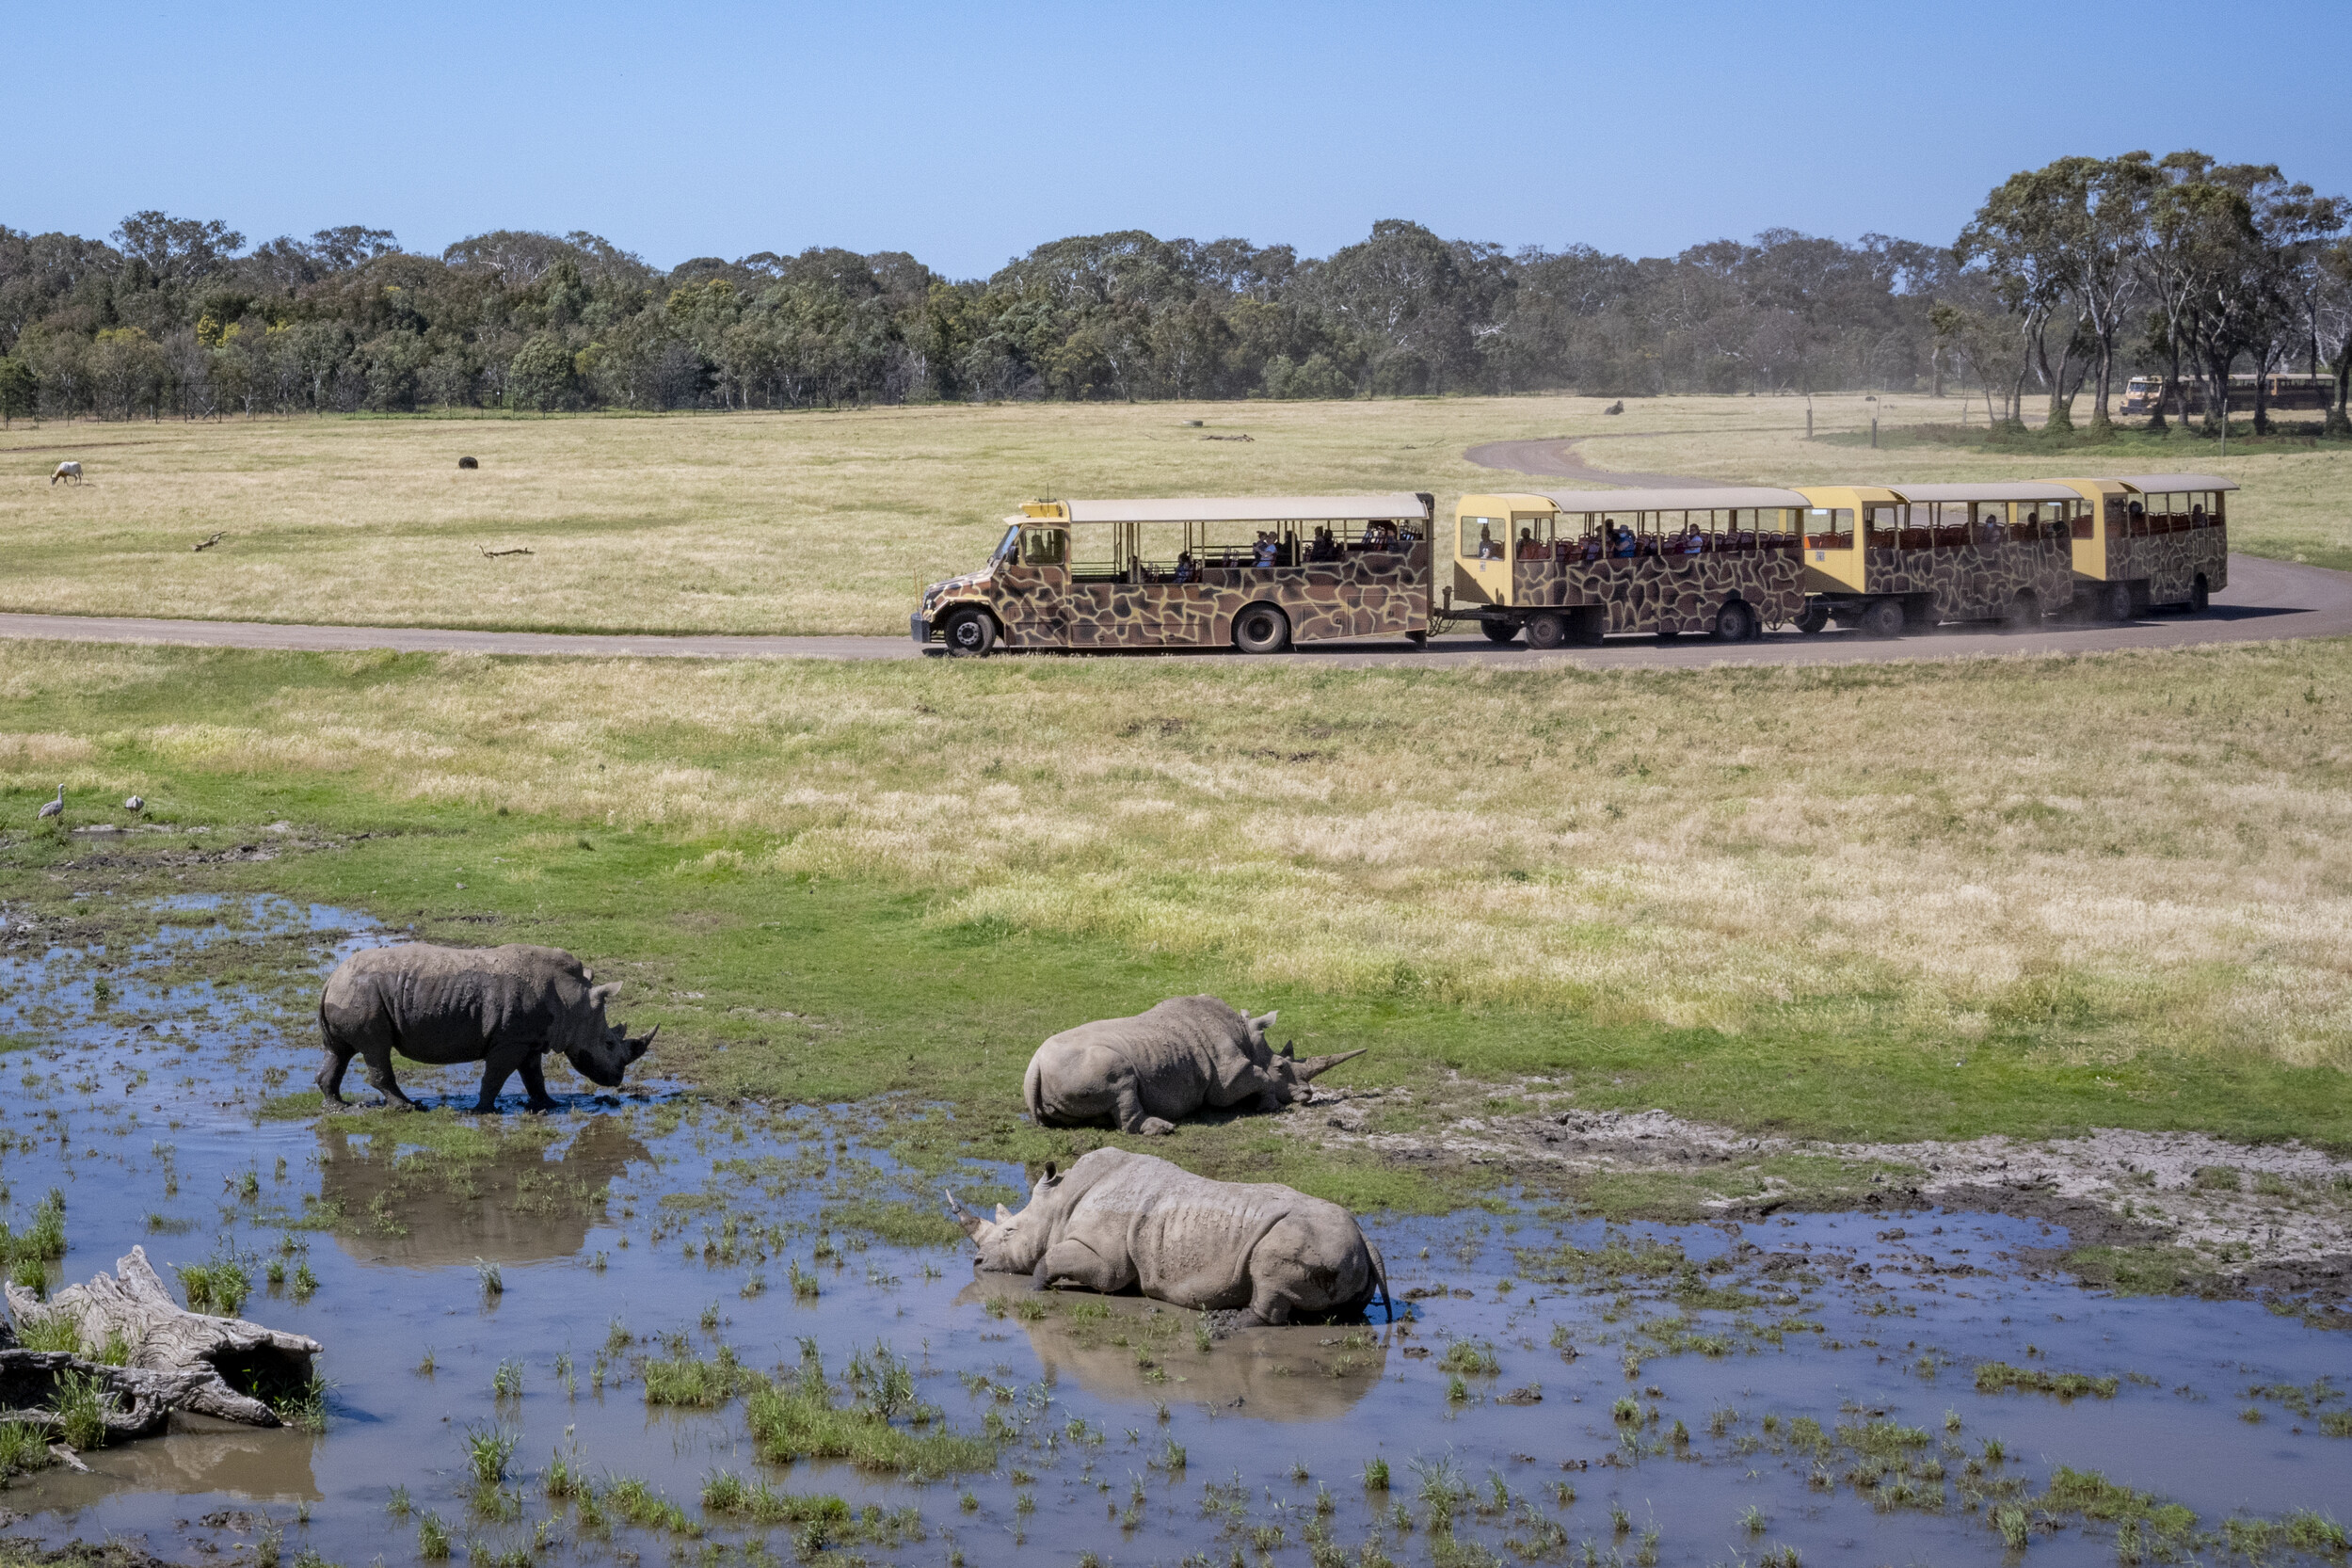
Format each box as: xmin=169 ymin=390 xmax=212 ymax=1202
xmin=4 ymin=633 xmax=2346 ymax=1100
xmin=3 ymin=395 xmax=2345 ymax=634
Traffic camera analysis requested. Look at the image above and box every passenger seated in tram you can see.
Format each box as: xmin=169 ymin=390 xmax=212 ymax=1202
xmin=1580 ymin=528 xmax=1604 ymax=564
xmin=1173 ymin=552 xmax=1197 ymax=584
xmin=1680 ymin=523 xmax=1705 ymax=555
xmin=1307 ymin=527 xmax=1338 ymax=563
xmin=2190 ymin=501 xmax=2206 ymax=526
xmin=1364 ymin=520 xmax=1400 ymax=552
xmin=1254 ymin=531 xmax=1279 ymax=568
xmin=1609 ymin=523 xmax=1637 ymax=558
xmin=1518 ymin=526 xmax=1541 ymax=559
xmin=1977 ymin=509 xmax=2004 ymax=545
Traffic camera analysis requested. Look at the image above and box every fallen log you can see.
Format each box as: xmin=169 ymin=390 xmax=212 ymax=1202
xmin=0 ymin=1348 xmax=200 ymax=1442
xmin=3 ymin=1246 xmax=320 ymax=1427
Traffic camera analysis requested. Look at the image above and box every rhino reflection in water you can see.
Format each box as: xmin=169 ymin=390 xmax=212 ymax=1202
xmin=15 ymin=1426 xmax=321 ymax=1507
xmin=316 ymin=1114 xmax=648 ymax=1269
xmin=954 ymin=1272 xmax=1389 ymax=1422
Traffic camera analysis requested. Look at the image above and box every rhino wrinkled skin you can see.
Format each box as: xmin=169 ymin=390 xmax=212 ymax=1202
xmin=317 ymin=943 xmax=656 ymax=1113
xmin=946 ymin=1147 xmax=1390 ymax=1325
xmin=1022 ymin=996 xmax=1364 ymax=1135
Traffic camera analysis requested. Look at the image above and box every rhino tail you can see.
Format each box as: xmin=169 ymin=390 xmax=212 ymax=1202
xmin=1367 ymin=1238 xmax=1394 ymax=1324
xmin=1022 ymin=1053 xmax=1045 ymax=1124
xmin=1292 ymin=1047 xmax=1368 ymax=1082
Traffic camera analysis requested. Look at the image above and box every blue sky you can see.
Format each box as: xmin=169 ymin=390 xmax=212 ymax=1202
xmin=8 ymin=0 xmax=2347 ymax=279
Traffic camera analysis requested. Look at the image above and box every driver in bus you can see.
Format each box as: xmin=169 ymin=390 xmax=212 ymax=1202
xmin=1476 ymin=523 xmax=1499 ymax=560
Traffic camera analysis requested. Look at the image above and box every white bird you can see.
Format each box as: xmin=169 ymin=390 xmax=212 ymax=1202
xmin=124 ymin=795 xmax=145 ymax=813
xmin=37 ymin=786 xmax=64 ymax=822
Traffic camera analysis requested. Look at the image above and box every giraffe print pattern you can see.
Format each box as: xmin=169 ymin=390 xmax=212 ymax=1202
xmin=2108 ymin=526 xmax=2228 ymax=603
xmin=1509 ymin=551 xmax=1808 ymax=633
xmin=926 ymin=546 xmax=1430 ymax=650
xmin=1834 ymin=540 xmax=2080 ymax=621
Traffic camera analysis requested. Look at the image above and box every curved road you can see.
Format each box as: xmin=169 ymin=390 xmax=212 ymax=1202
xmin=0 ymin=433 xmax=2339 ymax=668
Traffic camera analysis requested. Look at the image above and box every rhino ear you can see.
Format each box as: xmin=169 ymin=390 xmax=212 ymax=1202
xmin=1044 ymin=1161 xmax=1057 ymax=1181
xmin=1253 ymin=1011 xmax=1278 ymax=1032
xmin=581 ymin=967 xmax=593 ymax=982
xmin=588 ymin=983 xmax=618 ymax=1008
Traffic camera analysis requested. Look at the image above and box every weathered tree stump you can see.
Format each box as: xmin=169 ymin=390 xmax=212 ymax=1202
xmin=2 ymin=1246 xmax=320 ymax=1428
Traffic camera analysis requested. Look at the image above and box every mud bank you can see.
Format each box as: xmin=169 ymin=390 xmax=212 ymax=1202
xmin=1305 ymin=1088 xmax=2352 ymax=1298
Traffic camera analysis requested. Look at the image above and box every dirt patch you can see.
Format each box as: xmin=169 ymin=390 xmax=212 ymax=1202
xmin=1293 ymin=1087 xmax=2352 ymax=1296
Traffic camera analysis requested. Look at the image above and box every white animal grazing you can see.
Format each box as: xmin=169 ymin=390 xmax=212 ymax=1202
xmin=124 ymin=795 xmax=145 ymax=813
xmin=51 ymin=462 xmax=83 ymax=486
xmin=37 ymin=786 xmax=63 ymax=821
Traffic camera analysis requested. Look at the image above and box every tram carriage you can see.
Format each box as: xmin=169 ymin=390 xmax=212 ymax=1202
xmin=2045 ymin=474 xmax=2232 ymax=619
xmin=1445 ymin=488 xmax=1809 ymax=647
xmin=1791 ymin=481 xmax=2082 ymax=637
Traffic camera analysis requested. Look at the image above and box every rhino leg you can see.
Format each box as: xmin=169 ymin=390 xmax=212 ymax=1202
xmin=472 ymin=1040 xmax=537 ymax=1113
xmin=516 ymin=1054 xmax=560 ymax=1113
xmin=1111 ymin=1078 xmax=1176 ymax=1137
xmin=316 ymin=1027 xmax=356 ymax=1108
xmin=327 ymin=1016 xmax=418 ymax=1111
xmin=1039 ymin=1237 xmax=1135 ymax=1296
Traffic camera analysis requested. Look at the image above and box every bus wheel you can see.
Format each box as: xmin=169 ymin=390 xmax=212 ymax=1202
xmin=1233 ymin=604 xmax=1291 ymax=655
xmin=1795 ymin=603 xmax=1830 ymax=635
xmin=1480 ymin=620 xmax=1521 ymax=645
xmin=2003 ymin=590 xmax=2040 ymax=629
xmin=2189 ymin=575 xmax=2210 ymax=614
xmin=1524 ymin=613 xmax=1570 ymax=650
xmin=2100 ymin=580 xmax=2134 ymax=621
xmin=1712 ymin=600 xmax=1759 ymax=643
xmin=1861 ymin=599 xmax=1905 ymax=640
xmin=943 ymin=609 xmax=996 ymax=658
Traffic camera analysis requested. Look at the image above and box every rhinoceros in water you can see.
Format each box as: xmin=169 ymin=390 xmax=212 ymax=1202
xmin=317 ymin=943 xmax=656 ymax=1113
xmin=945 ymin=1147 xmax=1390 ymax=1325
xmin=1022 ymin=996 xmax=1364 ymax=1135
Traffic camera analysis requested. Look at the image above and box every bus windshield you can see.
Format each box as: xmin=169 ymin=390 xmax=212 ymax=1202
xmin=990 ymin=524 xmax=1020 ymax=564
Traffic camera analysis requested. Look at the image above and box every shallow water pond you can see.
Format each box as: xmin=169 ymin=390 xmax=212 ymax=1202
xmin=0 ymin=900 xmax=2345 ymax=1568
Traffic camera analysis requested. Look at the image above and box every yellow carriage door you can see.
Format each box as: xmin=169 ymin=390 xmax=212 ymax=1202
xmin=1456 ymin=511 xmax=1512 ymax=605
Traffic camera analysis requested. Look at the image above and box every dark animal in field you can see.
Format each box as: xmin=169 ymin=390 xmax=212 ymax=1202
xmin=946 ymin=1146 xmax=1390 ymax=1325
xmin=317 ymin=942 xmax=656 ymax=1112
xmin=457 ymin=456 xmax=479 ymax=470
xmin=1023 ymin=996 xmax=1363 ymax=1135
xmin=1603 ymin=401 xmax=1624 ymax=415
xmin=51 ymin=461 xmax=82 ymax=485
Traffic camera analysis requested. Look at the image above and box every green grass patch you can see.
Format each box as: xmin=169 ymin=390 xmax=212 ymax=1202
xmin=820 ymin=1199 xmax=967 ymax=1249
xmin=745 ymin=1348 xmax=994 ymax=1477
xmin=642 ymin=1348 xmax=763 ymax=1408
xmin=2067 ymin=1245 xmax=2224 ymax=1298
xmin=1974 ymin=1362 xmax=2120 ymax=1400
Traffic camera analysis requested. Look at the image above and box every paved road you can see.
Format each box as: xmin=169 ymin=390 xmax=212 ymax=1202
xmin=1462 ymin=435 xmax=1739 ymax=489
xmin=0 ymin=550 xmax=2342 ymax=670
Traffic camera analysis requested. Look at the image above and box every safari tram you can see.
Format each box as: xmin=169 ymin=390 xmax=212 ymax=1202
xmin=909 ymin=473 xmax=2235 ymax=654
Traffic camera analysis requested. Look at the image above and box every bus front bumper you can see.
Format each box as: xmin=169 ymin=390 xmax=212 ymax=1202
xmin=909 ymin=614 xmax=929 ymax=645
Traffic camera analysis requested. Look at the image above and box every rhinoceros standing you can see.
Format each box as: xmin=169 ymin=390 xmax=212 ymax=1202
xmin=945 ymin=1147 xmax=1390 ymax=1325
xmin=317 ymin=943 xmax=656 ymax=1113
xmin=1022 ymin=996 xmax=1364 ymax=1135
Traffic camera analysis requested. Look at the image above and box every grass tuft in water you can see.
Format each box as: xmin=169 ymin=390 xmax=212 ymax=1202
xmin=0 ymin=1419 xmax=54 ymax=1476
xmin=12 ymin=1311 xmax=83 ymax=1355
xmin=744 ymin=1343 xmax=994 ymax=1475
xmin=51 ymin=1368 xmax=109 ymax=1450
xmin=175 ymin=1246 xmax=252 ymax=1317
xmin=463 ymin=1424 xmax=518 ymax=1485
xmin=1975 ymin=1361 xmax=2121 ymax=1399
xmin=644 ymin=1345 xmax=763 ymax=1408
xmin=416 ymin=1513 xmax=451 ymax=1560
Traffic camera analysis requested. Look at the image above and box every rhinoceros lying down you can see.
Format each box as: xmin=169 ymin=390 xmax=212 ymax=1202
xmin=318 ymin=942 xmax=656 ymax=1113
xmin=946 ymin=1147 xmax=1390 ymax=1325
xmin=1023 ymin=996 xmax=1363 ymax=1135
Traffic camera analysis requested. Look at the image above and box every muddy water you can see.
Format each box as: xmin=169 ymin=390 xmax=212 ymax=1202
xmin=1 ymin=900 xmax=2347 ymax=1568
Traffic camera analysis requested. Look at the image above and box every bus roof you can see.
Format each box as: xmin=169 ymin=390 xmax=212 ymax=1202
xmin=1888 ymin=481 xmax=2081 ymax=503
xmin=2110 ymin=473 xmax=2240 ymax=493
xmin=1049 ymin=494 xmax=1433 ymax=523
xmin=1540 ymin=487 xmax=1810 ymax=512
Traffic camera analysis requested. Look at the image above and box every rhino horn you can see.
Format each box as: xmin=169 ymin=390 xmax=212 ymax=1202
xmin=943 ymin=1189 xmax=979 ymax=1236
xmin=629 ymin=1023 xmax=659 ymax=1061
xmin=1289 ymin=1047 xmax=1368 ymax=1082
xmin=995 ymin=1203 xmax=1013 ymax=1224
xmin=1278 ymin=1041 xmax=1295 ymax=1060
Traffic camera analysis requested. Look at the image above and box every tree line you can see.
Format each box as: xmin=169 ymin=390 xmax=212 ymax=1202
xmin=1 ymin=150 xmax=2344 ymax=429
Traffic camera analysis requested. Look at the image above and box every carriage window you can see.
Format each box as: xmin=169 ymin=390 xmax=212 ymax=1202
xmin=1019 ymin=528 xmax=1066 ymax=567
xmin=1804 ymin=508 xmax=1854 ymax=550
xmin=1461 ymin=515 xmax=1505 ymax=560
